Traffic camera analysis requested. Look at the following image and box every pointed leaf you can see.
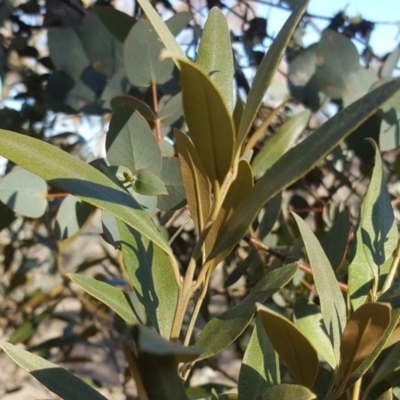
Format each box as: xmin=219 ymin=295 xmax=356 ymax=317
xmin=67 ymin=273 xmax=139 ymax=325
xmin=135 ymin=0 xmax=186 ymax=61
xmin=195 ymin=263 xmax=298 ymax=360
xmin=118 ymin=220 xmax=179 ymax=338
xmin=0 ymin=129 xmax=171 ymax=256
xmin=237 ymin=0 xmax=308 ymax=145
xmin=209 ymin=77 xmax=400 ymax=263
xmin=95 ymin=6 xmax=135 ymax=43
xmin=252 ymin=110 xmax=310 ymax=175
xmin=339 ymin=303 xmax=391 ymax=385
xmin=0 ymin=168 xmax=47 ymax=218
xmin=177 ymin=58 xmax=235 ymax=184
xmin=238 ymin=315 xmax=279 ymax=400
xmin=257 ymin=384 xmax=316 ymax=400
xmin=124 ymin=19 xmax=174 ymax=86
xmin=197 ymin=7 xmax=234 ymax=112
xmin=106 ymin=107 xmax=162 ymax=174
xmin=175 ymin=129 xmax=211 ymax=233
xmin=380 ymin=47 xmax=400 ymax=78
xmin=132 ymin=168 xmax=168 ymax=196
xmin=257 ymin=303 xmax=318 ymax=388
xmin=165 ymin=12 xmax=193 ymax=37
xmin=294 ymin=299 xmax=337 ymax=369
xmin=360 ymin=142 xmax=397 ymax=287
xmin=292 ymin=213 xmax=346 ymax=362
xmin=0 ymin=341 xmax=107 ymax=400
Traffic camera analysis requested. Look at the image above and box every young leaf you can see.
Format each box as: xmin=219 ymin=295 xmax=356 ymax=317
xmin=360 ymin=141 xmax=397 ymax=291
xmin=252 ymin=110 xmax=310 ymax=176
xmin=0 ymin=168 xmax=48 ymax=218
xmin=135 ymin=0 xmax=186 ymax=61
xmin=208 ymin=77 xmax=400 ymax=263
xmin=257 ymin=384 xmax=316 ymax=400
xmin=238 ymin=315 xmax=280 ymax=400
xmin=118 ymin=220 xmax=179 ymax=339
xmin=196 ymin=7 xmax=234 ymax=112
xmin=175 ymin=129 xmax=211 ymax=234
xmin=0 ymin=341 xmax=107 ymax=400
xmin=338 ymin=303 xmax=391 ymax=385
xmin=257 ymin=303 xmax=319 ymax=389
xmin=380 ymin=46 xmax=400 ymax=78
xmin=124 ymin=19 xmax=174 ymax=87
xmin=177 ymin=58 xmax=235 ymax=184
xmin=294 ymin=299 xmax=337 ymax=369
xmin=67 ymin=273 xmax=139 ymax=325
xmin=0 ymin=129 xmax=172 ymax=256
xmin=195 ymin=263 xmax=298 ymax=360
xmin=106 ymin=107 xmax=162 ymax=175
xmin=131 ymin=168 xmax=168 ymax=196
xmin=292 ymin=213 xmax=346 ymax=363
xmin=237 ymin=0 xmax=308 ymax=146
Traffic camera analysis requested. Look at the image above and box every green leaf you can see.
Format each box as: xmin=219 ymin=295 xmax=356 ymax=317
xmin=131 ymin=168 xmax=168 ymax=196
xmin=360 ymin=142 xmax=397 ymax=290
xmin=196 ymin=7 xmax=234 ymax=113
xmin=159 ymin=93 xmax=183 ymax=128
xmin=316 ymin=30 xmax=360 ymax=99
xmin=257 ymin=384 xmax=316 ymax=400
xmin=67 ymin=273 xmax=139 ymax=325
xmin=321 ymin=209 xmax=350 ymax=271
xmin=54 ymin=194 xmax=93 ymax=240
xmin=106 ymin=107 xmax=162 ymax=174
xmin=257 ymin=303 xmax=319 ymax=389
xmin=208 ymin=77 xmax=400 ymax=262
xmin=292 ymin=213 xmax=346 ymax=362
xmin=237 ymin=0 xmax=308 ymax=145
xmin=338 ymin=303 xmax=391 ymax=386
xmin=175 ymin=129 xmax=211 ymax=234
xmin=0 ymin=129 xmax=171 ymax=256
xmin=118 ymin=221 xmax=179 ymax=338
xmin=165 ymin=12 xmax=193 ymax=37
xmin=294 ymin=299 xmax=337 ymax=369
xmin=132 ymin=325 xmax=194 ymax=400
xmin=136 ymin=324 xmax=201 ymax=362
xmin=195 ymin=263 xmax=298 ymax=360
xmin=135 ymin=0 xmax=186 ymax=61
xmin=111 ymin=95 xmax=156 ymax=121
xmin=177 ymin=58 xmax=235 ymax=184
xmin=157 ymin=157 xmax=187 ymax=211
xmin=123 ymin=19 xmax=174 ymax=86
xmin=342 ymin=67 xmax=377 ymax=107
xmin=0 ymin=341 xmax=107 ymax=400
xmin=0 ymin=168 xmax=48 ymax=218
xmin=95 ymin=6 xmax=135 ymax=43
xmin=238 ymin=315 xmax=279 ymax=400
xmin=380 ymin=46 xmax=400 ymax=78
xmin=252 ymin=110 xmax=310 ymax=176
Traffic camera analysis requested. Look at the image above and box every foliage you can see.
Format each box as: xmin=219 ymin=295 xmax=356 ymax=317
xmin=1 ymin=0 xmax=400 ymax=399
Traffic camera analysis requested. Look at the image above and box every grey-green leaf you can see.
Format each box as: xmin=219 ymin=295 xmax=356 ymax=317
xmin=195 ymin=263 xmax=298 ymax=360
xmin=123 ymin=19 xmax=174 ymax=87
xmin=0 ymin=129 xmax=172 ymax=256
xmin=196 ymin=7 xmax=234 ymax=112
xmin=0 ymin=341 xmax=107 ymax=400
xmin=292 ymin=213 xmax=346 ymax=362
xmin=257 ymin=384 xmax=316 ymax=400
xmin=0 ymin=168 xmax=48 ymax=218
xmin=68 ymin=273 xmax=139 ymax=325
xmin=238 ymin=315 xmax=280 ymax=400
xmin=252 ymin=110 xmax=310 ymax=175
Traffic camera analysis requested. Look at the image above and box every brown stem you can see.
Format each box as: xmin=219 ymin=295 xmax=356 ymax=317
xmin=151 ymin=80 xmax=162 ymax=142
